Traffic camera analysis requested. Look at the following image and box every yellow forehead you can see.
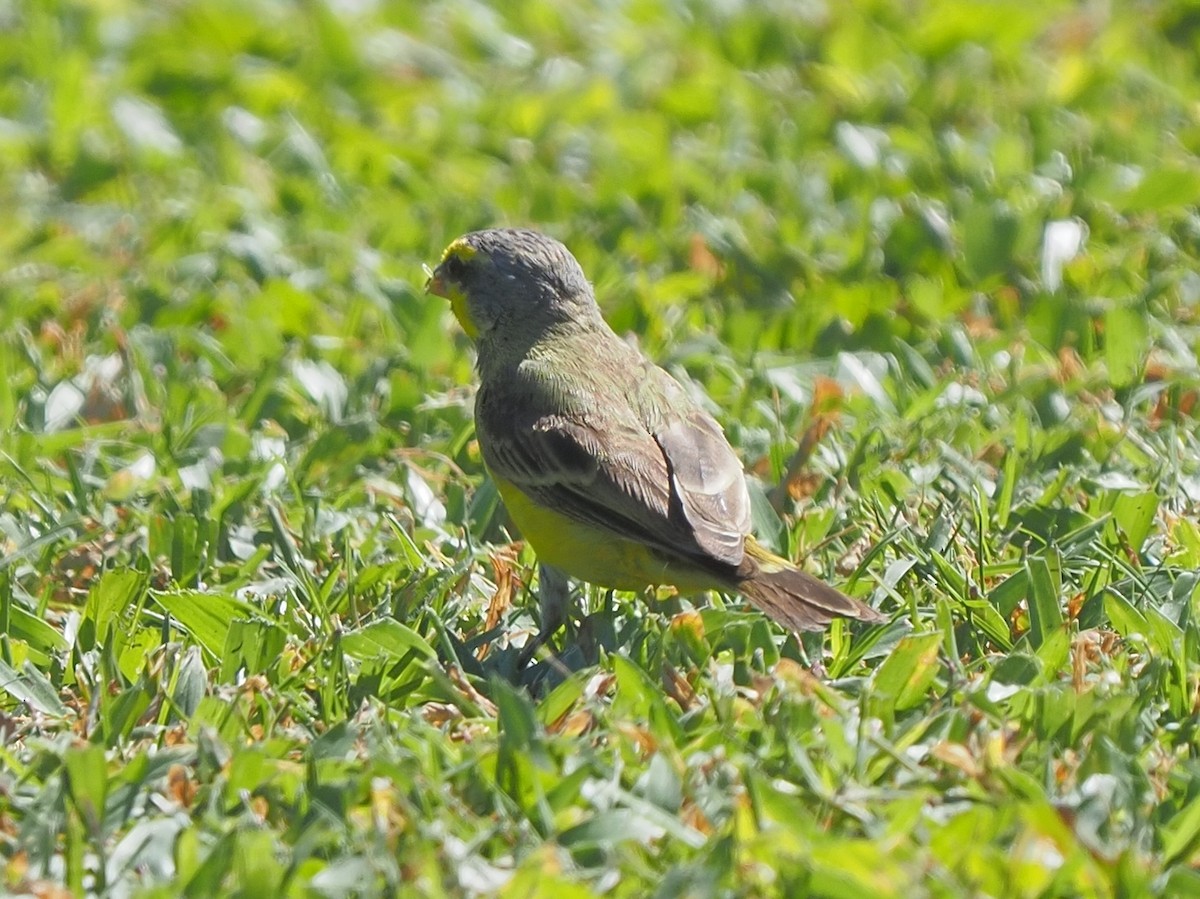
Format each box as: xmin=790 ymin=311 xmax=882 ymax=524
xmin=440 ymin=239 xmax=478 ymax=265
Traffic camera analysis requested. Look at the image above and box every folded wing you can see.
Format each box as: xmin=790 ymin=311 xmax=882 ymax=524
xmin=478 ymin=361 xmax=751 ymax=572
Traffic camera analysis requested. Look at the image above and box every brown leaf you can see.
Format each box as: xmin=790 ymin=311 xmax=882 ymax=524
xmin=810 ymin=376 xmax=845 ymax=412
xmin=478 ymin=543 xmax=523 ymax=660
xmin=167 ymin=764 xmax=197 ymax=808
xmin=422 ymin=702 xmax=462 ymax=728
xmin=661 ymin=662 xmax=698 ymax=711
xmin=963 ymin=309 xmax=998 ymax=340
xmin=688 ymin=233 xmax=724 ymax=279
xmin=931 ymin=741 xmax=980 ymax=778
xmin=615 ymin=723 xmax=658 ymax=757
xmin=769 ymin=383 xmax=841 ymax=511
xmin=548 ymin=709 xmax=595 ymax=737
xmin=680 ymin=799 xmax=715 ymax=836
xmin=249 ymin=795 xmax=269 ymax=824
xmin=1056 ymin=347 xmax=1084 ymax=383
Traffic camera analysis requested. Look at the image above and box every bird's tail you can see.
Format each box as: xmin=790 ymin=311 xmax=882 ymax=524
xmin=737 ymin=537 xmax=885 ymax=633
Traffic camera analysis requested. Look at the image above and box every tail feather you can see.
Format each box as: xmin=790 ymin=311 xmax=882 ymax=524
xmin=737 ymin=538 xmax=885 ymax=633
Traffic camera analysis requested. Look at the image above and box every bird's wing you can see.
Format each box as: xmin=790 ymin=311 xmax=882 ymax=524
xmin=478 ymin=358 xmax=749 ymax=569
xmin=643 ymin=367 xmax=751 ymax=566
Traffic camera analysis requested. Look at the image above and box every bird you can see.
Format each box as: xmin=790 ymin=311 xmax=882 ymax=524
xmin=424 ymin=227 xmax=884 ymax=650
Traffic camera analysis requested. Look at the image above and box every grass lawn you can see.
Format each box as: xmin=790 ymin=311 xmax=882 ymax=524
xmin=3 ymin=0 xmax=1200 ymax=895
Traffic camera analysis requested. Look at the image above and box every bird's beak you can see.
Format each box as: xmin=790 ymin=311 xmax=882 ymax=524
xmin=423 ymin=263 xmax=448 ymax=298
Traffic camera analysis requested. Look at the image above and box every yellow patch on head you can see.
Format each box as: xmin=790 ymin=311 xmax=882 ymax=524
xmin=441 ymin=239 xmax=478 ymax=264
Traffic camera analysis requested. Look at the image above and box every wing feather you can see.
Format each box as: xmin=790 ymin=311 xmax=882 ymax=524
xmin=641 ymin=368 xmax=750 ymax=565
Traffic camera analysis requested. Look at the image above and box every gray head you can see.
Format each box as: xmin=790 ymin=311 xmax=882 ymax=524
xmin=426 ymin=228 xmax=599 ymax=347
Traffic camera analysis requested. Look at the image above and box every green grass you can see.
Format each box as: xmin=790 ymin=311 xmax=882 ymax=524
xmin=3 ymin=0 xmax=1200 ymax=895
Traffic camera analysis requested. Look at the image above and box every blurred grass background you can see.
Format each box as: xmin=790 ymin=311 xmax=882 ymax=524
xmin=3 ymin=0 xmax=1200 ymax=896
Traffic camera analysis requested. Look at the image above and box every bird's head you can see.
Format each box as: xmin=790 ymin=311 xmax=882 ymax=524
xmin=425 ymin=228 xmax=597 ymax=346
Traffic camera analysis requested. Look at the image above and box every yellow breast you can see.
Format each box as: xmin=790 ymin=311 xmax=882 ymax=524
xmin=491 ymin=473 xmax=724 ymax=594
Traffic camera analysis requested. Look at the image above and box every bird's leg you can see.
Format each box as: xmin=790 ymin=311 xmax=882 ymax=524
xmin=537 ymin=563 xmax=571 ymax=637
xmin=518 ymin=563 xmax=572 ymax=667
